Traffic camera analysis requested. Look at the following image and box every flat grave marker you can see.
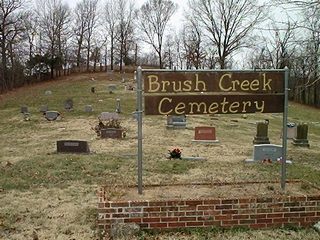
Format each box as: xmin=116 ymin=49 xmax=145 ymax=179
xmin=166 ymin=115 xmax=186 ymax=129
xmin=192 ymin=126 xmax=219 ymax=143
xmin=45 ymin=111 xmax=60 ymax=121
xmin=245 ymin=144 xmax=292 ymax=164
xmin=57 ymin=140 xmax=90 ymax=153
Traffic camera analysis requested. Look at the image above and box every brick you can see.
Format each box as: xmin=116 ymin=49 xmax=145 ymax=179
xmin=222 ymin=220 xmax=238 ymax=225
xmin=256 ymin=198 xmax=273 ymax=203
xmin=300 ymin=212 xmax=315 ymax=217
xmin=301 ymin=201 xmax=316 ymax=206
xmin=306 ymin=216 xmax=320 ymax=222
xmin=222 ymin=199 xmax=239 ymax=204
xmin=186 ymin=211 xmax=203 ymax=216
xmin=215 ymin=215 xmax=232 ymax=221
xmin=160 ymin=217 xmax=179 ymax=222
xmin=239 ymin=198 xmax=255 ymax=204
xmin=257 ymin=219 xmax=273 ymax=224
xmin=203 ymin=210 xmax=221 ymax=216
xmin=289 ymin=217 xmax=306 ymax=223
xmin=284 ymin=202 xmax=300 ymax=207
xmin=124 ymin=207 xmax=142 ymax=213
xmin=267 ymin=213 xmax=283 ymax=218
xmin=168 ymin=222 xmax=186 ymax=228
xmin=307 ymin=196 xmax=320 ymax=201
xmin=149 ymin=201 xmax=166 ymax=207
xmin=266 ymin=223 xmax=284 ymax=228
xmin=203 ymin=199 xmax=221 ymax=205
xmin=198 ymin=216 xmax=214 ymax=221
xmin=238 ymin=209 xmax=256 ymax=214
xmin=250 ymin=223 xmax=267 ymax=229
xmin=185 ymin=200 xmax=203 ymax=206
xmin=250 ymin=214 xmax=267 ymax=219
xmin=268 ymin=203 xmax=284 ymax=208
xmin=317 ymin=212 xmax=320 ymax=216
xmin=130 ymin=212 xmax=146 ymax=218
xmin=305 ymin=206 xmax=317 ymax=211
xmin=139 ymin=223 xmax=149 ymax=229
xmin=161 ymin=206 xmax=179 ymax=212
xmin=124 ymin=218 xmax=142 ymax=223
xmin=299 ymin=221 xmax=313 ymax=227
xmin=203 ymin=221 xmax=221 ymax=226
xmin=104 ymin=202 xmax=111 ymax=208
xmin=197 ymin=205 xmax=215 ymax=210
xmin=238 ymin=204 xmax=249 ymax=209
xmin=98 ymin=203 xmax=104 ymax=208
xmin=179 ymin=216 xmax=197 ymax=222
xmin=98 ymin=208 xmax=116 ymax=213
xmin=112 ymin=213 xmax=129 ymax=218
xmin=273 ymin=218 xmax=289 ymax=223
xmin=257 ymin=209 xmax=273 ymax=214
xmin=149 ymin=222 xmax=167 ymax=228
xmin=111 ymin=202 xmax=129 ymax=207
xmin=273 ymin=208 xmax=289 ymax=213
xmin=170 ymin=211 xmax=185 ymax=217
xmin=284 ymin=212 xmax=300 ymax=218
xmin=144 ymin=207 xmax=161 ymax=212
xmin=216 ymin=205 xmax=232 ymax=210
xmin=130 ymin=201 xmax=149 ymax=207
xmin=167 ymin=200 xmax=185 ymax=206
xmin=143 ymin=217 xmax=161 ymax=223
xmin=148 ymin=212 xmax=167 ymax=217
xmin=222 ymin=210 xmax=238 ymax=215
xmin=233 ymin=215 xmax=249 ymax=220
xmin=186 ymin=221 xmax=204 ymax=227
xmin=290 ymin=196 xmax=307 ymax=202
xmin=239 ymin=219 xmax=256 ymax=224
xmin=290 ymin=207 xmax=305 ymax=212
xmin=180 ymin=206 xmax=197 ymax=211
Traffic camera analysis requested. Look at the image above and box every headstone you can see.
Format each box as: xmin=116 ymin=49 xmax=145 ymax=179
xmin=292 ymin=123 xmax=310 ymax=147
xmin=101 ymin=128 xmax=123 ymax=139
xmin=99 ymin=112 xmax=119 ymax=121
xmin=57 ymin=140 xmax=90 ymax=153
xmin=39 ymin=105 xmax=48 ymax=113
xmin=45 ymin=90 xmax=52 ymax=95
xmin=166 ymin=115 xmax=186 ymax=129
xmin=192 ymin=126 xmax=219 ymax=143
xmin=84 ymin=105 xmax=93 ymax=112
xmin=115 ymin=98 xmax=121 ymax=113
xmin=64 ymin=98 xmax=73 ymax=111
xmin=23 ymin=112 xmax=31 ymax=121
xmin=108 ymin=84 xmax=116 ymax=93
xmin=245 ymin=144 xmax=292 ymax=163
xmin=91 ymin=86 xmax=95 ymax=93
xmin=20 ymin=106 xmax=29 ymax=114
xmin=253 ymin=121 xmax=270 ymax=144
xmin=45 ymin=111 xmax=60 ymax=121
xmin=281 ymin=122 xmax=297 ymax=139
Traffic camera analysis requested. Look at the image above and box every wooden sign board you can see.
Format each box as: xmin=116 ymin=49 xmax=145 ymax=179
xmin=143 ymin=71 xmax=284 ymax=94
xmin=144 ymin=94 xmax=284 ymax=115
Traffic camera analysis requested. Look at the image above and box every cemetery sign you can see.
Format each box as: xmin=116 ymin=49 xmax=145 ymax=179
xmin=143 ymin=71 xmax=285 ymax=115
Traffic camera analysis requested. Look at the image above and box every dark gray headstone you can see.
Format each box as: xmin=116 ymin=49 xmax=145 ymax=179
xmin=57 ymin=140 xmax=90 ymax=153
xmin=64 ymin=99 xmax=73 ymax=111
xmin=167 ymin=115 xmax=187 ymax=128
xmin=20 ymin=106 xmax=29 ymax=114
xmin=292 ymin=123 xmax=310 ymax=147
xmin=39 ymin=105 xmax=48 ymax=113
xmin=45 ymin=111 xmax=60 ymax=121
xmin=253 ymin=121 xmax=270 ymax=144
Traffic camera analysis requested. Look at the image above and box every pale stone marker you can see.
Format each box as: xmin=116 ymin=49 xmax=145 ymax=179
xmin=45 ymin=90 xmax=52 ymax=95
xmin=253 ymin=121 xmax=270 ymax=144
xmin=115 ymin=98 xmax=121 ymax=113
xmin=246 ymin=144 xmax=292 ymax=164
xmin=99 ymin=112 xmax=119 ymax=121
xmin=292 ymin=123 xmax=310 ymax=147
xmin=281 ymin=123 xmax=297 ymax=139
xmin=108 ymin=84 xmax=116 ymax=93
xmin=84 ymin=105 xmax=93 ymax=112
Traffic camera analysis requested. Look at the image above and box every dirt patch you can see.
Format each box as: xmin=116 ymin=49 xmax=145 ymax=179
xmin=108 ymin=181 xmax=320 ymax=201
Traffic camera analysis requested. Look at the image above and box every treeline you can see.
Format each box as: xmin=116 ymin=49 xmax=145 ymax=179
xmin=0 ymin=0 xmax=319 ymax=107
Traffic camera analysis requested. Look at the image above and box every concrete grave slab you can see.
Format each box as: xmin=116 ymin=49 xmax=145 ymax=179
xmin=57 ymin=140 xmax=90 ymax=153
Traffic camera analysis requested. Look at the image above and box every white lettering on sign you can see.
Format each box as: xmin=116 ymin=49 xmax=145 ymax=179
xmin=64 ymin=142 xmax=79 ymax=147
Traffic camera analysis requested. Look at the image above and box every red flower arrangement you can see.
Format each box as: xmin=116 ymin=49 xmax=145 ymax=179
xmin=168 ymin=148 xmax=182 ymax=159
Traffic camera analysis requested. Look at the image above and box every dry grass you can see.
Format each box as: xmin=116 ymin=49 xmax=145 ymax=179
xmin=0 ymin=72 xmax=320 ymax=239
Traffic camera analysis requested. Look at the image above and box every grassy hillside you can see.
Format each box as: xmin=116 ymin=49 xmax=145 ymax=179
xmin=0 ymin=72 xmax=319 ymax=239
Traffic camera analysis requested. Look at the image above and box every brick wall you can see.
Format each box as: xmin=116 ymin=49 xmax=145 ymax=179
xmin=97 ymin=183 xmax=320 ymax=235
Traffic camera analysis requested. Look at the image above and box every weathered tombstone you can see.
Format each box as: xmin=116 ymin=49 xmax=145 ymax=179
xmin=292 ymin=123 xmax=310 ymax=147
xmin=91 ymin=86 xmax=95 ymax=93
xmin=23 ymin=112 xmax=31 ymax=121
xmin=39 ymin=105 xmax=48 ymax=113
xmin=245 ymin=144 xmax=292 ymax=163
xmin=20 ymin=106 xmax=29 ymax=114
xmin=57 ymin=140 xmax=90 ymax=153
xmin=192 ymin=126 xmax=219 ymax=143
xmin=45 ymin=90 xmax=52 ymax=95
xmin=166 ymin=115 xmax=187 ymax=129
xmin=45 ymin=111 xmax=60 ymax=121
xmin=99 ymin=112 xmax=119 ymax=121
xmin=253 ymin=121 xmax=270 ymax=144
xmin=101 ymin=128 xmax=123 ymax=139
xmin=115 ymin=98 xmax=121 ymax=113
xmin=64 ymin=98 xmax=73 ymax=111
xmin=108 ymin=84 xmax=116 ymax=94
xmin=84 ymin=105 xmax=93 ymax=112
xmin=281 ymin=122 xmax=297 ymax=139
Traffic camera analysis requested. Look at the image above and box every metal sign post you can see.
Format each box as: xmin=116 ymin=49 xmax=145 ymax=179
xmin=281 ymin=67 xmax=289 ymax=191
xmin=136 ymin=67 xmax=143 ymax=194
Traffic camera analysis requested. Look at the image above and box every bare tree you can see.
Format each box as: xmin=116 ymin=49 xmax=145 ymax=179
xmin=35 ymin=0 xmax=71 ymax=79
xmin=0 ymin=0 xmax=25 ymax=92
xmin=188 ymin=0 xmax=266 ymax=69
xmin=138 ymin=0 xmax=177 ymax=68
